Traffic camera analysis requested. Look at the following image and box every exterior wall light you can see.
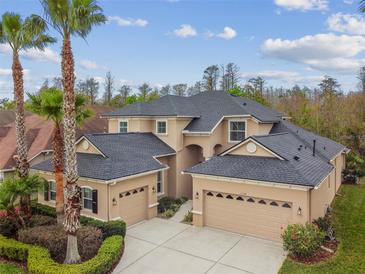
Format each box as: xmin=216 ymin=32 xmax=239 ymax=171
xmin=195 ymin=192 xmax=199 ymax=199
xmin=297 ymin=207 xmax=302 ymax=216
xmin=152 ymin=186 xmax=156 ymax=193
xmin=112 ymin=197 xmax=117 ymax=206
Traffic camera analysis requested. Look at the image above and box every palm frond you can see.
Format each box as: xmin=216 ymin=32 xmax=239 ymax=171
xmin=22 ymin=14 xmax=56 ymax=50
xmin=0 ymin=20 xmax=5 ymax=44
xmin=41 ymin=0 xmax=72 ymax=37
xmin=1 ymin=12 xmax=22 ymax=50
xmin=360 ymin=0 xmax=365 ymax=12
xmin=75 ymin=94 xmax=94 ymax=126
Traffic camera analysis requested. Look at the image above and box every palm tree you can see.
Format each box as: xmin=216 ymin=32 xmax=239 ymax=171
xmin=0 ymin=13 xmax=55 ymax=217
xmin=0 ymin=175 xmax=45 ymax=229
xmin=27 ymin=88 xmax=93 ymax=224
xmin=40 ymin=0 xmax=106 ymax=264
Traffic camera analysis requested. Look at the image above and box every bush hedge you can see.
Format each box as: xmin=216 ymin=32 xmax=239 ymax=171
xmin=0 ymin=234 xmax=123 ymax=274
xmin=18 ymin=225 xmax=102 ymax=263
xmin=30 ymin=215 xmax=57 ymax=227
xmin=282 ymin=223 xmax=325 ymax=258
xmin=31 ymin=203 xmax=126 ymax=239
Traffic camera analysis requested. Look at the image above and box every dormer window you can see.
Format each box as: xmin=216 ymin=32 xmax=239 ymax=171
xmin=156 ymin=120 xmax=167 ymax=135
xmin=119 ymin=120 xmax=128 ymax=133
xmin=229 ymin=120 xmax=246 ymax=142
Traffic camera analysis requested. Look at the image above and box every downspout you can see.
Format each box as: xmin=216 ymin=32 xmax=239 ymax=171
xmin=107 ymin=183 xmax=110 ymax=221
xmin=308 ymin=188 xmax=312 ymax=222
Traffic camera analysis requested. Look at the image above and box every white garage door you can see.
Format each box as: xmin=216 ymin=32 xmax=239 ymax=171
xmin=119 ymin=187 xmax=148 ymax=226
xmin=204 ymin=191 xmax=293 ymax=241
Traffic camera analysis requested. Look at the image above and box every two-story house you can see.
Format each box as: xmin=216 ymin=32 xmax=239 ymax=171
xmin=33 ymin=91 xmax=347 ymax=241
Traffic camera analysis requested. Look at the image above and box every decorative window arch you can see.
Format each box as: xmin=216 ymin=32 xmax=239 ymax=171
xmin=236 ymin=196 xmax=244 ymax=201
xmin=282 ymin=203 xmax=291 ymax=208
xmin=216 ymin=193 xmax=223 ymax=198
xmin=207 ymin=192 xmax=214 ymax=196
xmin=133 ymin=189 xmax=138 ymax=194
xmin=258 ymin=200 xmax=266 ymax=205
xmin=270 ymin=201 xmax=279 ymax=206
xmin=247 ymin=198 xmax=255 ymax=203
xmin=125 ymin=192 xmax=131 ymax=196
xmin=226 ymin=195 xmax=233 ymax=199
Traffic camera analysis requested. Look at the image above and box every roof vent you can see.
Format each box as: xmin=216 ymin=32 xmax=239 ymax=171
xmin=313 ymin=139 xmax=316 ymax=156
xmin=293 ymin=156 xmax=300 ymax=161
xmin=243 ymin=102 xmax=247 ymax=106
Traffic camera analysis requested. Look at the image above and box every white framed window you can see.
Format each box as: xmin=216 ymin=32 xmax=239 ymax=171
xmin=119 ymin=120 xmax=128 ymax=133
xmin=228 ymin=120 xmax=246 ymax=142
xmin=0 ymin=172 xmax=4 ymax=182
xmin=157 ymin=171 xmax=164 ymax=195
xmin=49 ymin=181 xmax=56 ymax=201
xmin=156 ymin=120 xmax=167 ymax=135
xmin=82 ymin=187 xmax=93 ymax=210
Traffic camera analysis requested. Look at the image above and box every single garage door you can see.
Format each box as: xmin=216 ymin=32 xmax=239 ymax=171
xmin=119 ymin=187 xmax=148 ymax=226
xmin=204 ymin=191 xmax=293 ymax=241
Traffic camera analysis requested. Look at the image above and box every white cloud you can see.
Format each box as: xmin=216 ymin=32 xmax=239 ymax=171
xmin=79 ymin=59 xmax=107 ymax=70
xmin=0 ymin=68 xmax=12 ymax=76
xmin=0 ymin=44 xmax=59 ymax=63
xmin=262 ymin=33 xmax=365 ymax=72
xmin=241 ymin=70 xmax=324 ymax=86
xmin=274 ymin=0 xmax=328 ymax=11
xmin=217 ymin=27 xmax=237 ymax=40
xmin=343 ymin=0 xmax=353 ymax=4
xmin=173 ymin=24 xmax=197 ymax=38
xmin=108 ymin=16 xmax=148 ymax=27
xmin=327 ymin=13 xmax=365 ymax=35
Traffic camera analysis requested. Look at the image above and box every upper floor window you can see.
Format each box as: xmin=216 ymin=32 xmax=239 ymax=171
xmin=82 ymin=187 xmax=93 ymax=210
xmin=119 ymin=120 xmax=128 ymax=133
xmin=229 ymin=121 xmax=246 ymax=142
xmin=156 ymin=120 xmax=167 ymax=135
xmin=157 ymin=171 xmax=164 ymax=195
xmin=0 ymin=172 xmax=4 ymax=182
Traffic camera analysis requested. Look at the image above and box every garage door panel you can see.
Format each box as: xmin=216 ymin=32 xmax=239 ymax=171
xmin=119 ymin=187 xmax=148 ymax=226
xmin=204 ymin=191 xmax=292 ymax=241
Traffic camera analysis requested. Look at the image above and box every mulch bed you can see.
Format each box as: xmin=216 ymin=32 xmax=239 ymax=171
xmin=289 ymin=240 xmax=338 ymax=264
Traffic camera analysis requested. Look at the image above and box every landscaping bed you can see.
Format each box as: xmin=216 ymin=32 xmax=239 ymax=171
xmin=279 ymin=179 xmax=365 ymax=274
xmin=158 ymin=197 xmax=188 ymax=218
xmin=0 ymin=203 xmax=126 ymax=273
xmin=288 ymin=240 xmax=338 ymax=264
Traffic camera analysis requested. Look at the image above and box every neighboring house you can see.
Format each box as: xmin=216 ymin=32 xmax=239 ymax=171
xmin=0 ymin=105 xmax=112 ymax=181
xmin=33 ymin=91 xmax=347 ymax=241
xmin=0 ymin=110 xmax=32 ymax=127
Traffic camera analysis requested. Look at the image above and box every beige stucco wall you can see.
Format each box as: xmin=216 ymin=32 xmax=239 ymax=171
xmin=191 ymin=176 xmax=309 ymax=227
xmin=37 ymin=171 xmax=158 ymax=222
xmin=310 ymin=171 xmax=336 ymax=221
xmin=229 ymin=141 xmax=276 ymax=157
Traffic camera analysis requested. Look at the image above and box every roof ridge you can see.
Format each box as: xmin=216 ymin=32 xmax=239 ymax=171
xmin=253 ymin=132 xmax=289 ymax=138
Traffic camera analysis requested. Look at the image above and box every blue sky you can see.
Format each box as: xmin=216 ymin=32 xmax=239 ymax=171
xmin=1 ymin=0 xmax=364 ymax=99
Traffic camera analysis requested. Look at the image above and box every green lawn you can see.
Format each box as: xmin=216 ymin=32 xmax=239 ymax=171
xmin=279 ymin=179 xmax=365 ymax=274
xmin=0 ymin=262 xmax=23 ymax=274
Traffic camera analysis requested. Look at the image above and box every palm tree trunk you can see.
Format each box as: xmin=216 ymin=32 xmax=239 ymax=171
xmin=12 ymin=51 xmax=30 ymax=219
xmin=53 ymin=123 xmax=65 ymax=224
xmin=62 ymin=35 xmax=81 ymax=264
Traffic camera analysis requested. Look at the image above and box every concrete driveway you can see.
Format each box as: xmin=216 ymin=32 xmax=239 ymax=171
xmin=113 ymin=218 xmax=286 ymax=274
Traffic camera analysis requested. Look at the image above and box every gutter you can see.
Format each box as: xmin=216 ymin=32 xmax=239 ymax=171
xmin=182 ymin=171 xmax=311 ymax=191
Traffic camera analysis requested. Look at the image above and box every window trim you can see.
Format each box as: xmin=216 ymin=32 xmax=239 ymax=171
xmin=81 ymin=186 xmax=93 ymax=211
xmin=157 ymin=171 xmax=164 ymax=196
xmin=48 ymin=180 xmax=56 ymax=202
xmin=228 ymin=119 xmax=247 ymax=143
xmin=156 ymin=120 xmax=168 ymax=135
xmin=118 ymin=119 xmax=129 ymax=133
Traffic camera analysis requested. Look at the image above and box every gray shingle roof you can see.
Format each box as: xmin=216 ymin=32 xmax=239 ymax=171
xmin=32 ymin=133 xmax=175 ymax=181
xmin=102 ymin=91 xmax=283 ymax=132
xmin=102 ymin=95 xmax=200 ymax=117
xmin=270 ymin=120 xmax=346 ymax=161
xmin=186 ymin=131 xmax=336 ymax=187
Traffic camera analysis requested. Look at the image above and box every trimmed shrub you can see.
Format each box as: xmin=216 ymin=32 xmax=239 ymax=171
xmin=158 ymin=196 xmax=187 ymax=217
xmin=161 ymin=209 xmax=175 ymax=218
xmin=313 ymin=216 xmax=336 ymax=241
xmin=30 ymin=215 xmax=57 ymax=227
xmin=0 ymin=234 xmax=123 ymax=274
xmin=31 ymin=203 xmax=126 ymax=238
xmin=282 ymin=223 xmax=325 ymax=258
xmin=18 ymin=225 xmax=102 ymax=263
xmin=80 ymin=217 xmax=126 ymax=239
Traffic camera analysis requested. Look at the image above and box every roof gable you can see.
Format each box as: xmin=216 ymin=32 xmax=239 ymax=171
xmin=221 ymin=138 xmax=284 ymax=160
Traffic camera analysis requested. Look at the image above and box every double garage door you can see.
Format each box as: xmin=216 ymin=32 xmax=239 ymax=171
xmin=119 ymin=187 xmax=148 ymax=226
xmin=204 ymin=191 xmax=293 ymax=241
